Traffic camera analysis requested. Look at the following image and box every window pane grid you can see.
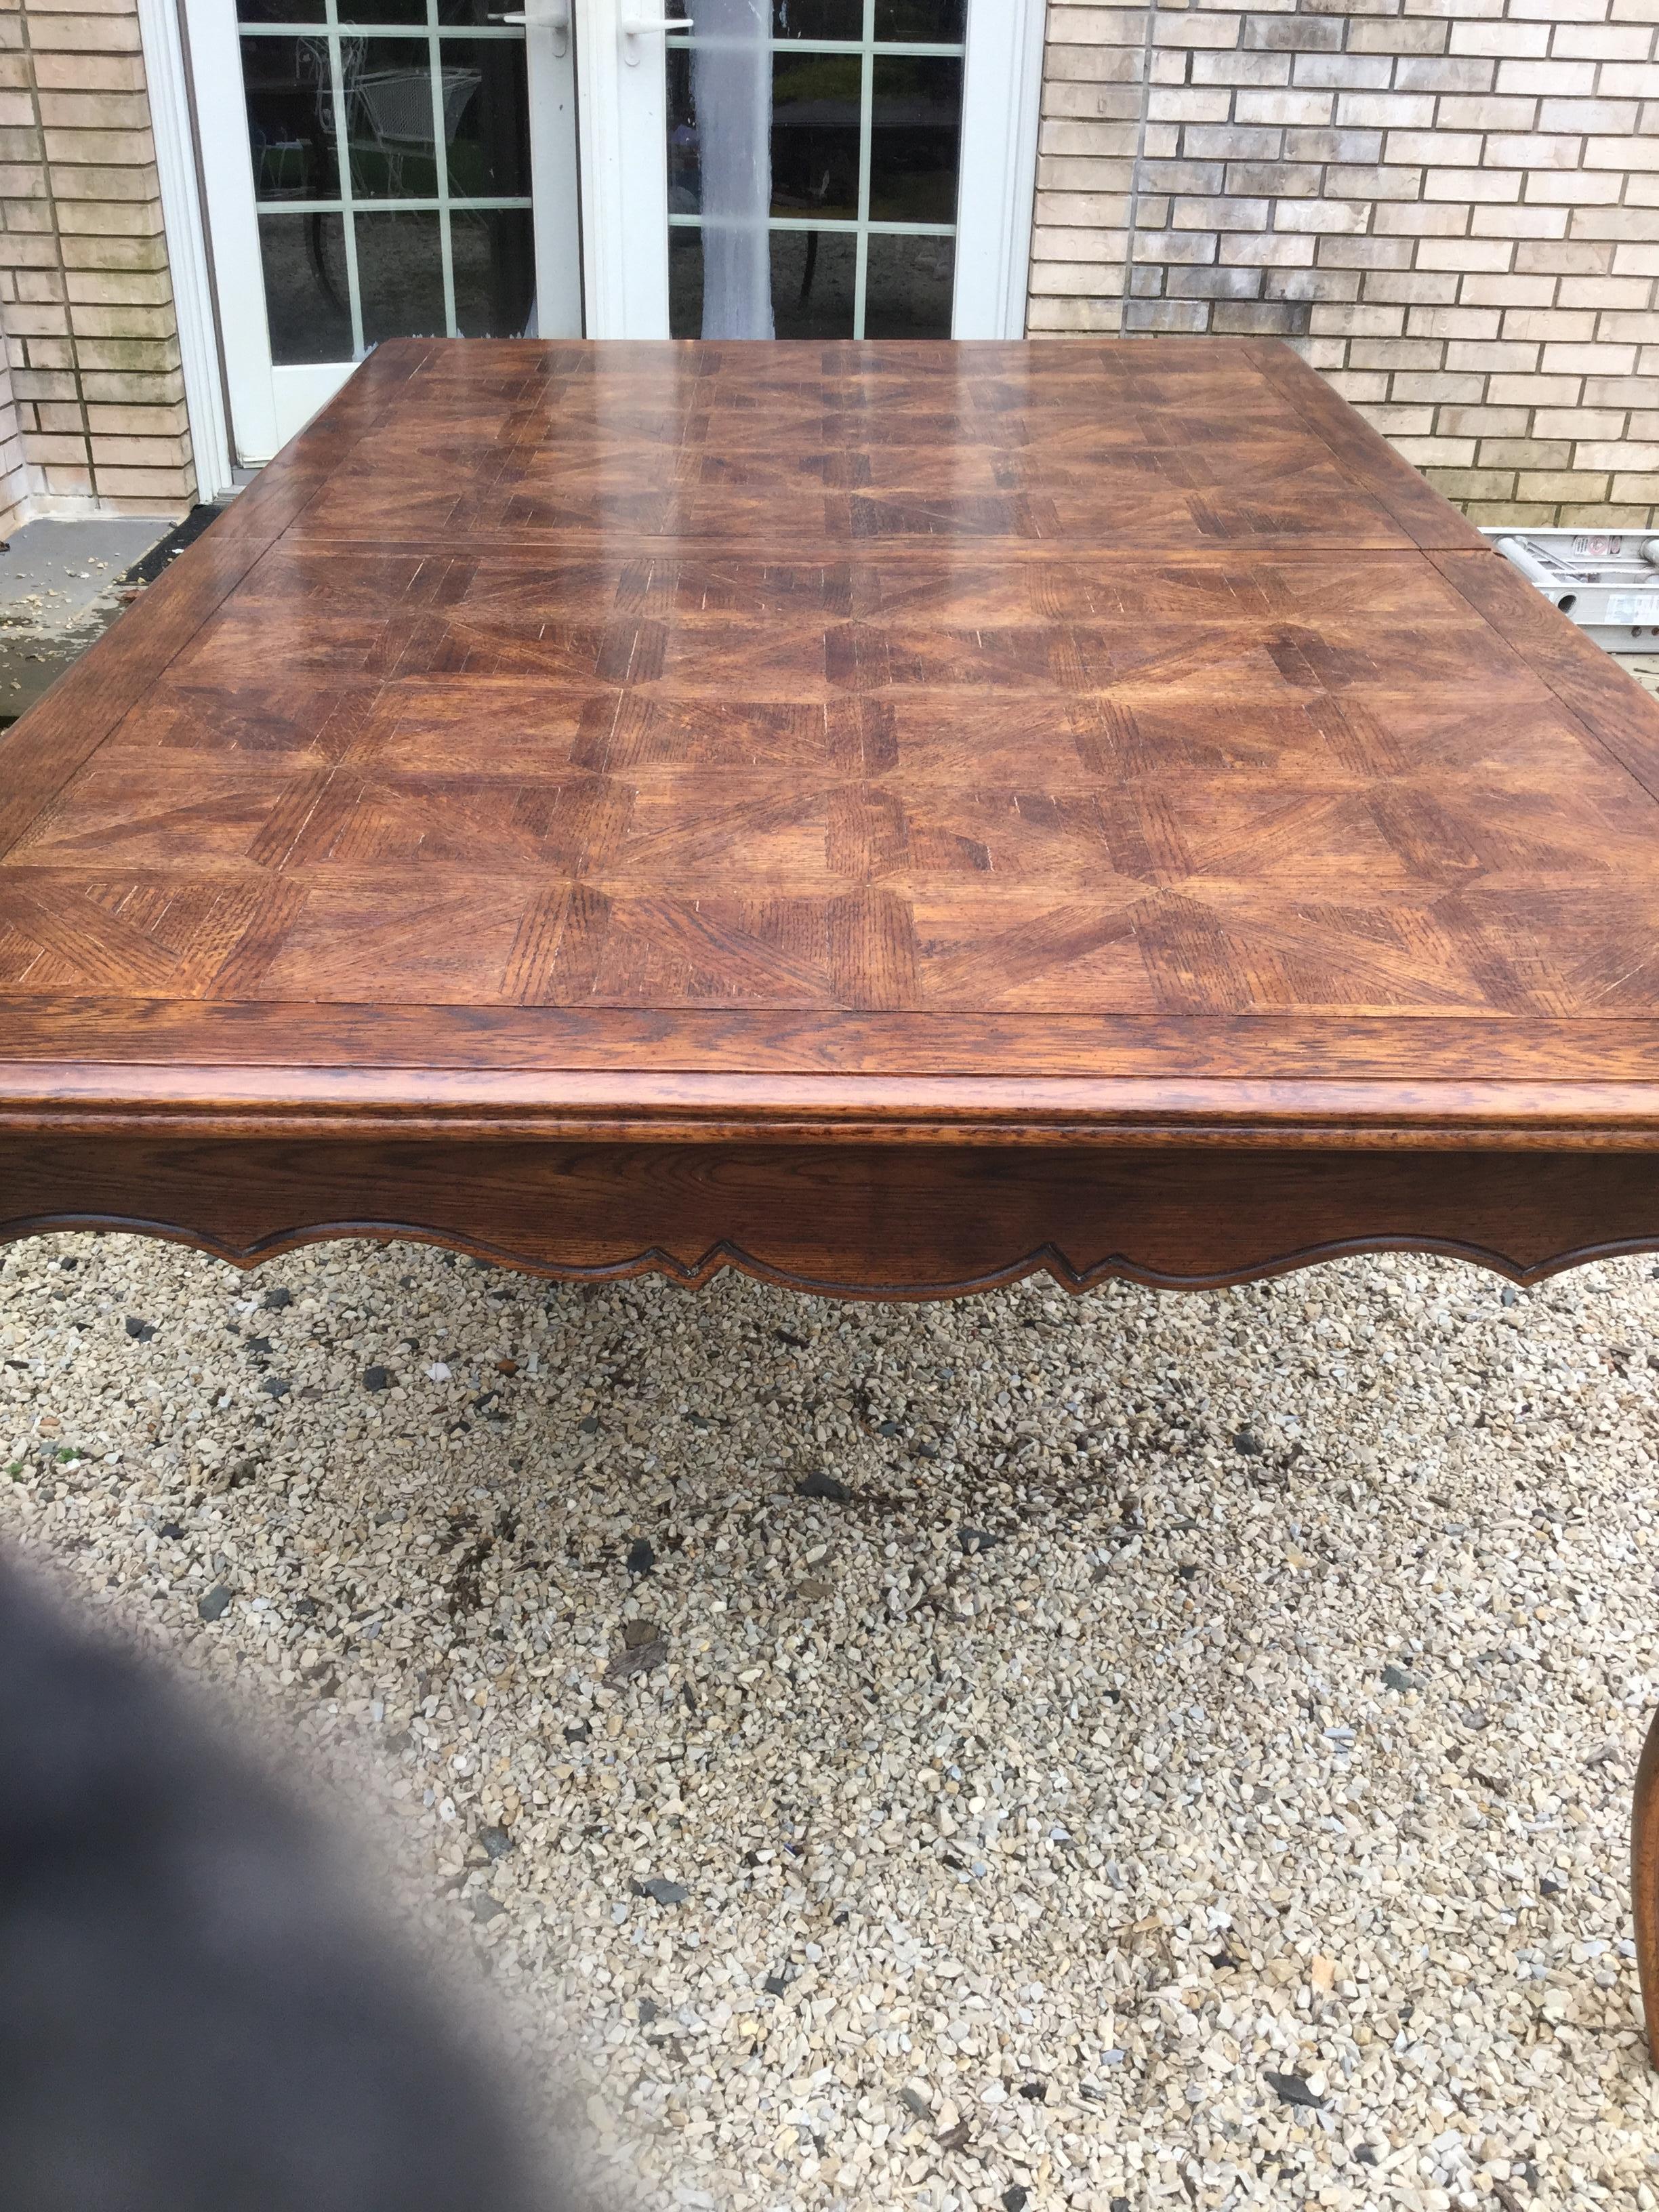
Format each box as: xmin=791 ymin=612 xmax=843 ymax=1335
xmin=669 ymin=216 xmax=949 ymax=232
xmin=241 ymin=0 xmax=531 ymax=349
xmin=667 ymin=0 xmax=962 ymax=339
xmin=258 ymin=197 xmax=532 ymax=211
xmin=666 ymin=37 xmax=963 ymax=49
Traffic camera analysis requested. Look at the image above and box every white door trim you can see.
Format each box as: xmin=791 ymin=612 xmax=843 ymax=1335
xmin=179 ymin=0 xmax=282 ymax=464
xmin=953 ymin=0 xmax=1044 ymax=340
xmin=136 ymin=0 xmax=237 ymax=498
xmin=573 ymin=0 xmax=672 ymax=337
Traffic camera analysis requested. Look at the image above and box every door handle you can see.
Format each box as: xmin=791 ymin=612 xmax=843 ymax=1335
xmin=621 ymin=5 xmax=693 ymax=60
xmin=489 ymin=0 xmax=569 ymax=52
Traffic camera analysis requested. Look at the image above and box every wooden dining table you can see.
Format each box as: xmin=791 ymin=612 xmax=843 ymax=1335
xmin=6 ymin=333 xmax=1659 ymax=2048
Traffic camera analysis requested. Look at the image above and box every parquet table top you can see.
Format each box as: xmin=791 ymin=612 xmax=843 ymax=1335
xmin=3 ymin=337 xmax=1659 ymax=1145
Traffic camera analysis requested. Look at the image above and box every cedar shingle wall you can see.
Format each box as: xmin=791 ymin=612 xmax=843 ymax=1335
xmin=0 ymin=0 xmax=194 ymax=524
xmin=1029 ymin=0 xmax=1659 ymax=526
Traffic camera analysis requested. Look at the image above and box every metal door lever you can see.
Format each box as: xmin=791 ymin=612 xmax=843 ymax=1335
xmin=488 ymin=0 xmax=569 ymax=52
xmin=621 ymin=5 xmax=692 ymax=60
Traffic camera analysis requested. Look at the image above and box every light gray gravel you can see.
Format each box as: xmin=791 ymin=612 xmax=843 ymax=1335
xmin=5 ymin=1231 xmax=1659 ymax=2212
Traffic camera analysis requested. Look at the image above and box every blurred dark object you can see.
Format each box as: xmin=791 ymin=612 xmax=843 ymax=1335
xmin=0 ymin=1552 xmax=576 ymax=2212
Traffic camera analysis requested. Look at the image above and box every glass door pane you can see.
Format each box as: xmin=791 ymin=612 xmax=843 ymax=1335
xmin=237 ymin=0 xmax=542 ymax=365
xmin=666 ymin=0 xmax=964 ymax=340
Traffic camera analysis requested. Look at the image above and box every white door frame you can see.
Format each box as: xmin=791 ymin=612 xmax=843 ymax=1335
xmin=146 ymin=0 xmax=1045 ymax=473
xmin=954 ymin=0 xmax=1045 ymax=340
xmin=137 ymin=0 xmax=237 ymax=498
xmin=576 ymin=0 xmax=1046 ymax=342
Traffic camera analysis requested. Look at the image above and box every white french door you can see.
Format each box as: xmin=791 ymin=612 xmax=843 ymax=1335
xmin=184 ymin=0 xmax=1040 ymax=464
xmin=187 ymin=0 xmax=582 ymax=461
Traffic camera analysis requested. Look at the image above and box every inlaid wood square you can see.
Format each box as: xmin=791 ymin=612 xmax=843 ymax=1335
xmin=3 ymin=337 xmax=1659 ymax=1099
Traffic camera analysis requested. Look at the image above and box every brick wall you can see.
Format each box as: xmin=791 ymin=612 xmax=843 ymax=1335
xmin=0 ymin=332 xmax=28 ymax=531
xmin=0 ymin=0 xmax=194 ymax=523
xmin=1030 ymin=0 xmax=1659 ymax=527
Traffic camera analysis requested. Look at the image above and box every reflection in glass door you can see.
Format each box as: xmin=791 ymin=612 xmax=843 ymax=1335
xmin=665 ymin=0 xmax=966 ymax=340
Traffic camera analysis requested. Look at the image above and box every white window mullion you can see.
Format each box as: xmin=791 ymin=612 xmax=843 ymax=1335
xmin=323 ymin=3 xmax=366 ymax=356
xmin=853 ymin=0 xmax=875 ymax=337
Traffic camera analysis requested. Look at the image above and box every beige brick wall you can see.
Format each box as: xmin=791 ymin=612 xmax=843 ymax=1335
xmin=1030 ymin=0 xmax=1659 ymax=526
xmin=0 ymin=0 xmax=194 ymax=520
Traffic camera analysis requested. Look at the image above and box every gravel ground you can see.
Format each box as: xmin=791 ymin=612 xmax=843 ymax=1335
xmin=5 ymin=1233 xmax=1659 ymax=2212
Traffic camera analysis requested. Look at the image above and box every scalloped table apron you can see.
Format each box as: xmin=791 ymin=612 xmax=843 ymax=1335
xmin=6 ymin=336 xmax=1659 ymax=2055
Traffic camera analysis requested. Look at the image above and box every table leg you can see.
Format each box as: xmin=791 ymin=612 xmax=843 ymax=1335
xmin=1633 ymin=1703 xmax=1659 ymax=2066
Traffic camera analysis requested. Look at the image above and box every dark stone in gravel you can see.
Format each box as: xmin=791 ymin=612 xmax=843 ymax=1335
xmin=1382 ymin=1664 xmax=1419 ymax=1692
xmin=638 ymin=1996 xmax=660 ymax=2024
xmin=123 ymin=1316 xmax=154 ymax=1341
xmin=1541 ymin=1875 xmax=1565 ymax=1896
xmin=362 ymin=1366 xmax=390 ymax=1391
xmin=937 ymin=2121 xmax=970 ymax=2152
xmin=1233 ymin=1429 xmax=1263 ymax=1456
xmin=607 ymin=1631 xmax=668 ymax=1680
xmin=470 ymin=1893 xmax=505 ymax=1924
xmin=264 ymin=1287 xmax=292 ymax=1309
xmin=197 ymin=1585 xmax=231 ymax=1622
xmin=478 ymin=1824 xmax=514 ymax=1860
xmin=261 ymin=1376 xmax=290 ymax=1397
xmin=764 ymin=1973 xmax=787 ymax=1996
xmin=632 ymin=1877 xmax=688 ymax=1905
xmin=577 ymin=1414 xmax=600 ymax=1435
xmin=1002 ymin=2190 xmax=1029 ymax=2212
xmin=957 ymin=1528 xmax=996 ymax=1553
xmin=245 ymin=1336 xmax=271 ymax=1355
xmin=876 ymin=1420 xmax=900 ymax=1437
xmin=564 ymin=1720 xmax=590 ymax=1742
xmin=796 ymin=1471 xmax=849 ymax=1502
xmin=1265 ymin=2069 xmax=1323 ymax=2109
xmin=899 ymin=2088 xmax=933 ymax=2119
xmin=293 ymin=1596 xmax=316 ymax=1618
xmin=1017 ymin=2080 xmax=1046 ymax=2102
xmin=157 ymin=1521 xmax=183 ymax=1540
xmin=626 ymin=1538 xmax=655 ymax=1576
xmin=1355 ymin=2146 xmax=1379 ymax=2166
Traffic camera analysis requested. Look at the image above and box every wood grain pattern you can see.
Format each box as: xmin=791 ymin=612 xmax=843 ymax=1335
xmin=3 ymin=335 xmax=1659 ymax=1288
